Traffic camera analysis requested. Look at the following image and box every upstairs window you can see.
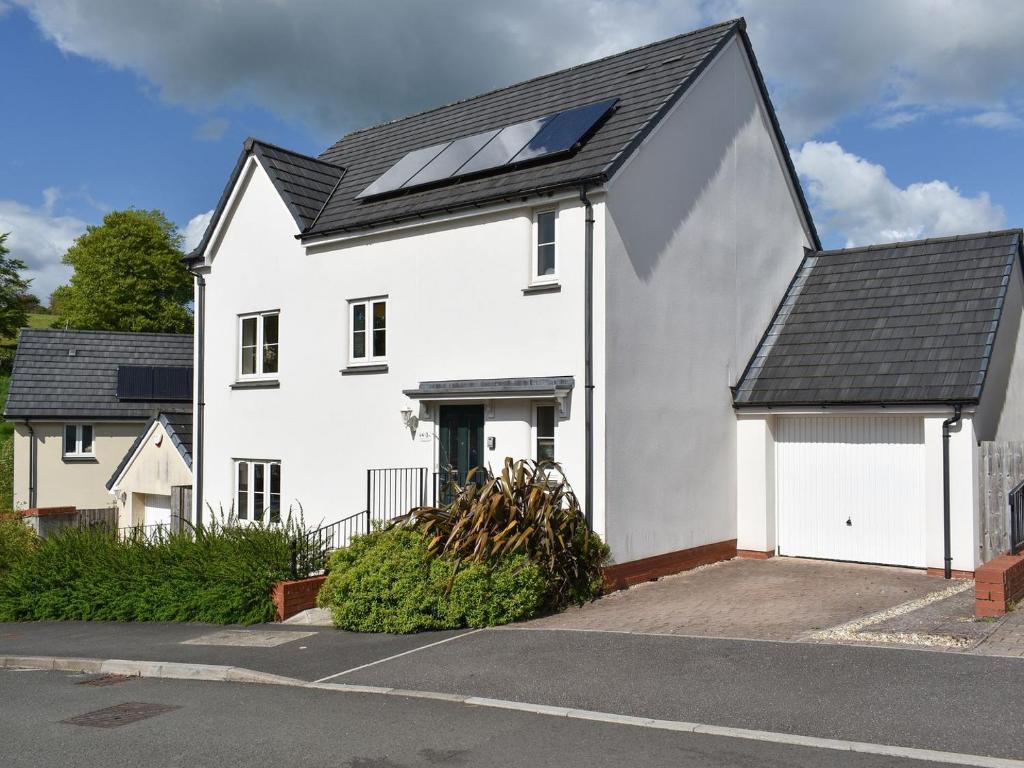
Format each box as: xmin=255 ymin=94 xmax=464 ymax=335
xmin=239 ymin=312 xmax=279 ymax=378
xmin=63 ymin=424 xmax=94 ymax=458
xmin=534 ymin=210 xmax=557 ymax=281
xmin=234 ymin=459 xmax=281 ymax=523
xmin=349 ymin=298 xmax=387 ymax=364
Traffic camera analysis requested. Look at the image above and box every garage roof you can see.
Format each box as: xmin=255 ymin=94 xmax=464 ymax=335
xmin=734 ymin=230 xmax=1024 ymax=407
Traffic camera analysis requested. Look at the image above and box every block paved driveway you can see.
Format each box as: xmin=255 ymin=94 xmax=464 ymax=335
xmin=528 ymin=556 xmax=951 ymax=640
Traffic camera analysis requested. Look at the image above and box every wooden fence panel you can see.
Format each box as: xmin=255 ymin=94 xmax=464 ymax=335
xmin=978 ymin=441 xmax=1024 ymax=562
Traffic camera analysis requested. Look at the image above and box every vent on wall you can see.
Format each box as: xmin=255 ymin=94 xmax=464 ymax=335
xmin=116 ymin=366 xmax=193 ymax=401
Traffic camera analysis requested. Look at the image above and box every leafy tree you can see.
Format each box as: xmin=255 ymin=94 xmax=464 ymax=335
xmin=51 ymin=209 xmax=193 ymax=333
xmin=17 ymin=293 xmax=42 ymax=314
xmin=0 ymin=234 xmax=31 ymax=339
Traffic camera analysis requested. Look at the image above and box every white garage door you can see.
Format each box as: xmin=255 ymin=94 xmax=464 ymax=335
xmin=143 ymin=494 xmax=172 ymax=528
xmin=776 ymin=415 xmax=927 ymax=568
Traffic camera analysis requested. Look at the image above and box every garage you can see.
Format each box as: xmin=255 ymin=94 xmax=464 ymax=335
xmin=774 ymin=415 xmax=927 ymax=568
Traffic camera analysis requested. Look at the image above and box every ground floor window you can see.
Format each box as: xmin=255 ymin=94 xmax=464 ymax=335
xmin=535 ymin=405 xmax=555 ymax=463
xmin=234 ymin=459 xmax=281 ymax=522
xmin=63 ymin=424 xmax=94 ymax=458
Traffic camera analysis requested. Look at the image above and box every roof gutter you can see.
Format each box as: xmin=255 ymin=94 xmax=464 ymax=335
xmin=942 ymin=404 xmax=963 ymax=580
xmin=580 ymin=184 xmax=595 ymax=530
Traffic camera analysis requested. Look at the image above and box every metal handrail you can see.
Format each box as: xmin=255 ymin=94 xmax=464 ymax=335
xmin=1010 ymin=478 xmax=1024 ymax=556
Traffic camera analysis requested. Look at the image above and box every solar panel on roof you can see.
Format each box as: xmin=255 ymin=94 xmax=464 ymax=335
xmin=511 ymin=99 xmax=618 ymax=164
xmin=356 ymin=98 xmax=618 ymax=200
xmin=405 ymin=129 xmax=500 ymax=187
xmin=456 ymin=114 xmax=555 ymax=176
xmin=355 ymin=141 xmax=450 ymax=198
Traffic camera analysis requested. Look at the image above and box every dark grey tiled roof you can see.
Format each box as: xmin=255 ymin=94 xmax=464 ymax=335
xmin=5 ymin=329 xmax=194 ymax=419
xmin=734 ymin=230 xmax=1024 ymax=406
xmin=309 ymin=20 xmax=739 ymax=235
xmin=186 ymin=18 xmax=816 ymax=256
xmin=106 ymin=410 xmax=193 ymax=491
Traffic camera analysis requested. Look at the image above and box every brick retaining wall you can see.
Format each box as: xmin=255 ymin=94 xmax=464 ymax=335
xmin=271 ymin=575 xmax=327 ymax=622
xmin=975 ymin=552 xmax=1024 ymax=617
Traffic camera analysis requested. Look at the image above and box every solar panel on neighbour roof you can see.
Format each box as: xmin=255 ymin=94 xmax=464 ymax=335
xmin=355 ymin=97 xmax=618 ymax=200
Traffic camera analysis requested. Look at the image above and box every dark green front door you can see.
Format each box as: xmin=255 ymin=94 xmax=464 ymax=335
xmin=438 ymin=405 xmax=485 ymax=496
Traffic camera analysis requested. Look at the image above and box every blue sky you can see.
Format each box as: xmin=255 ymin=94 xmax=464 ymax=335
xmin=2 ymin=0 xmax=1023 ymax=301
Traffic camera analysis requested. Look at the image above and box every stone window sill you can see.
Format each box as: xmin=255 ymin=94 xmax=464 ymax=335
xmin=522 ymin=282 xmax=561 ymax=295
xmin=341 ymin=364 xmax=389 ymax=376
xmin=230 ymin=379 xmax=280 ymax=390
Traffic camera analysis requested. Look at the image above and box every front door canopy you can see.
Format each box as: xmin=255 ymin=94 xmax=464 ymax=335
xmin=402 ymin=376 xmax=574 ymax=402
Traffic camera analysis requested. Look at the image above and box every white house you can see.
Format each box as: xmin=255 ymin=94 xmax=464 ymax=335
xmin=185 ymin=17 xmax=1023 ymax=584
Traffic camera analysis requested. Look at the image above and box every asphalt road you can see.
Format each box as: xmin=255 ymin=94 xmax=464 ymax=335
xmin=0 ymin=668 xmax=982 ymax=768
xmin=2 ymin=621 xmax=1023 ymax=764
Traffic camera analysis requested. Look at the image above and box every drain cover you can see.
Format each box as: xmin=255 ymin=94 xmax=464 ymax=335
xmin=77 ymin=674 xmax=132 ymax=687
xmin=62 ymin=702 xmax=180 ymax=728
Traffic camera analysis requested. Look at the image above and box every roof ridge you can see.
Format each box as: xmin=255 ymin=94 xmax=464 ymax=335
xmin=814 ymin=228 xmax=1023 ymax=257
xmin=319 ymin=18 xmax=742 ymax=149
xmin=246 ymin=137 xmax=344 ymax=169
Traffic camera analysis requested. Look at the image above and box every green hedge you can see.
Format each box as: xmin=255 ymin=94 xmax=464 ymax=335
xmin=0 ymin=522 xmax=294 ymax=624
xmin=317 ymin=526 xmax=548 ymax=633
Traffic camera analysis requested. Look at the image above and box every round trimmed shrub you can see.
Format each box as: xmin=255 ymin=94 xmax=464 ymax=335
xmin=317 ymin=525 xmax=548 ymax=633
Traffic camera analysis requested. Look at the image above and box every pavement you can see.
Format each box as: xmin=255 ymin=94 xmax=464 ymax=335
xmin=1 ymin=667 xmax=989 ymax=768
xmin=3 ymin=619 xmax=1024 ymax=762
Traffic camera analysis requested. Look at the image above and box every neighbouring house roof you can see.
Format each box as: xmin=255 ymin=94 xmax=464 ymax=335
xmin=188 ymin=17 xmax=817 ymax=257
xmin=4 ymin=329 xmax=194 ymax=419
xmin=403 ymin=376 xmax=575 ymax=400
xmin=733 ymin=230 xmax=1024 ymax=407
xmin=106 ymin=411 xmax=193 ymax=491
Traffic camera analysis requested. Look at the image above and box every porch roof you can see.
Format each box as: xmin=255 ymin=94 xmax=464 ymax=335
xmin=402 ymin=376 xmax=574 ymax=401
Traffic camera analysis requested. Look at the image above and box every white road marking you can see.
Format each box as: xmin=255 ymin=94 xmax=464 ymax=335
xmin=311 ymin=628 xmax=485 ymax=684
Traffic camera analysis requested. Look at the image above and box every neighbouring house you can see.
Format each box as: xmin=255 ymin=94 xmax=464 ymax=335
xmin=734 ymin=231 xmax=1024 ymax=576
xmin=107 ymin=411 xmax=193 ymax=530
xmin=4 ymin=329 xmax=193 ymax=521
xmin=184 ymin=16 xmax=1024 ymax=583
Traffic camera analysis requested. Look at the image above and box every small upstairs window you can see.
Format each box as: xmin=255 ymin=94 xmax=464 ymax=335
xmin=63 ymin=424 xmax=94 ymax=458
xmin=349 ymin=298 xmax=387 ymax=365
xmin=534 ymin=210 xmax=557 ymax=282
xmin=239 ymin=312 xmax=279 ymax=379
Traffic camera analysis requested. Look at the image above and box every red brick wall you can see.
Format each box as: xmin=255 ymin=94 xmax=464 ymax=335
xmin=975 ymin=553 xmax=1024 ymax=617
xmin=603 ymin=539 xmax=736 ymax=591
xmin=271 ymin=576 xmax=327 ymax=622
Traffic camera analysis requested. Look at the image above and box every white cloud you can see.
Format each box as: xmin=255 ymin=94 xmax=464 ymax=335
xmin=195 ymin=117 xmax=230 ymax=142
xmin=711 ymin=0 xmax=1024 ymax=140
xmin=0 ymin=189 xmax=86 ymax=303
xmin=958 ymin=109 xmax=1023 ymax=130
xmin=182 ymin=210 xmax=213 ymax=253
xmin=11 ymin=0 xmax=702 ymax=137
xmin=792 ymin=141 xmax=1005 ymax=247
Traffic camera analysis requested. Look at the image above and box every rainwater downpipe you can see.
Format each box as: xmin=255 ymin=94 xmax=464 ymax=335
xmin=579 ymin=185 xmax=595 ymax=530
xmin=942 ymin=404 xmax=962 ymax=580
xmin=27 ymin=420 xmax=37 ymax=509
xmin=188 ymin=268 xmax=206 ymax=529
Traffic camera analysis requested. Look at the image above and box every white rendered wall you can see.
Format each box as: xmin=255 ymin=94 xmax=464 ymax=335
xmin=924 ymin=414 xmax=981 ymax=572
xmin=603 ymin=38 xmax=813 ymax=562
xmin=198 ymin=161 xmax=604 ymax=534
xmin=976 ymin=256 xmax=1024 ymax=441
xmin=735 ymin=415 xmax=775 ymax=553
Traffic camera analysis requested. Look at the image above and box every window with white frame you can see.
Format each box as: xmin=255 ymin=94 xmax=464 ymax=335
xmin=238 ymin=311 xmax=279 ymax=378
xmin=534 ymin=210 xmax=557 ymax=281
xmin=349 ymin=297 xmax=387 ymax=364
xmin=63 ymin=424 xmax=94 ymax=458
xmin=234 ymin=459 xmax=281 ymax=522
xmin=535 ymin=405 xmax=556 ymax=463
